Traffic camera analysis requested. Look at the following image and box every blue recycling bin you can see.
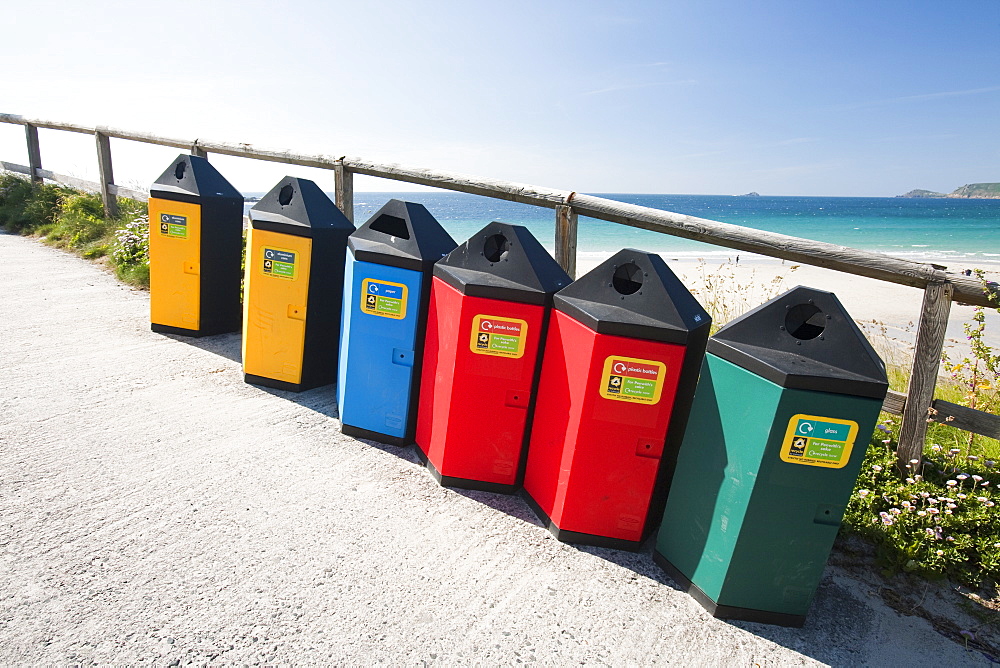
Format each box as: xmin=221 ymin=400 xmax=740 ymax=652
xmin=337 ymin=199 xmax=456 ymax=445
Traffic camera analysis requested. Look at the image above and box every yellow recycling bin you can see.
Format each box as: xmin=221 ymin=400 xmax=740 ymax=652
xmin=242 ymin=177 xmax=354 ymax=391
xmin=148 ymin=154 xmax=243 ymax=337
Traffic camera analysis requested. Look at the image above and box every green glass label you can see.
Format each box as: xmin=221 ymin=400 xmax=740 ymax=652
xmin=805 ymin=438 xmax=848 ymax=462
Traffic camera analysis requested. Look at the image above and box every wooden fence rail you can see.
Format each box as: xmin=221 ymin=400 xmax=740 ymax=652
xmin=2 ymin=112 xmax=999 ymax=467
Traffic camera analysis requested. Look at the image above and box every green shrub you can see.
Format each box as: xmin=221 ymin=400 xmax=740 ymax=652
xmin=844 ymin=426 xmax=1000 ymax=587
xmin=25 ymin=183 xmax=71 ymax=231
xmin=0 ymin=174 xmax=41 ymax=232
xmin=46 ymin=192 xmax=108 ymax=250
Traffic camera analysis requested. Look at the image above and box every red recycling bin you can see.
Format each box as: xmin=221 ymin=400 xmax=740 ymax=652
xmin=522 ymin=249 xmax=710 ymax=550
xmin=415 ymin=222 xmax=570 ymax=493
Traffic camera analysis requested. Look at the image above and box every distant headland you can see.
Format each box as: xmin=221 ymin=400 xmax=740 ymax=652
xmin=897 ymin=183 xmax=1000 ymax=199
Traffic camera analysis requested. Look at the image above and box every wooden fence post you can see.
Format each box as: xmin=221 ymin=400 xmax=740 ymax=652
xmin=95 ymin=131 xmax=119 ymax=218
xmin=335 ymin=162 xmax=354 ymax=223
xmin=25 ymin=123 xmax=42 ymax=184
xmin=555 ymin=204 xmax=578 ymax=279
xmin=191 ymin=141 xmax=207 ymax=158
xmin=896 ymin=281 xmax=954 ymax=468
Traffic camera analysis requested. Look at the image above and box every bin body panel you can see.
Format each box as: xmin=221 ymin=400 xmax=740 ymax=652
xmin=242 ymin=228 xmax=313 ymax=386
xmin=338 ymin=257 xmax=424 ymax=439
xmin=524 ymin=310 xmax=687 ymax=543
xmin=148 ymin=197 xmax=202 ymax=331
xmin=416 ymin=277 xmax=546 ymax=487
xmin=656 ymin=353 xmax=883 ymax=617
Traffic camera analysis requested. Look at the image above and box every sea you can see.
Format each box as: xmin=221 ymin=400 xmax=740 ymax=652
xmin=245 ymin=193 xmax=1000 ymax=268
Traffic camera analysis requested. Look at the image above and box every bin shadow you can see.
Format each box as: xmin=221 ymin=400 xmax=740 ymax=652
xmin=164 ymin=330 xmax=243 ymax=364
xmin=451 ymin=487 xmax=547 ymax=526
xmin=250 ymin=380 xmax=425 ymax=467
xmin=255 ymin=382 xmax=340 ymax=417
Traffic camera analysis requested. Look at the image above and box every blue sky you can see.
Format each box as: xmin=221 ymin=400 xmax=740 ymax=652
xmin=1 ymin=0 xmax=997 ymax=195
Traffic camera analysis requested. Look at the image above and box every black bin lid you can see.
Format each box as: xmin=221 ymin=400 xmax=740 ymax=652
xmin=554 ymin=249 xmax=711 ymax=345
xmin=150 ymin=154 xmax=241 ymax=200
xmin=708 ymin=285 xmax=888 ymax=398
xmin=249 ymin=177 xmax=355 ymax=238
xmin=349 ymin=199 xmax=457 ymax=272
xmin=434 ymin=221 xmax=571 ymax=306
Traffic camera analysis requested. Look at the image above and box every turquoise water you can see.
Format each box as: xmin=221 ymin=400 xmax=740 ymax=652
xmin=249 ymin=192 xmax=1000 ymax=265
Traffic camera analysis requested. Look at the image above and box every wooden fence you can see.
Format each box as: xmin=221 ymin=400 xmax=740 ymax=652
xmin=2 ymin=112 xmax=998 ymax=467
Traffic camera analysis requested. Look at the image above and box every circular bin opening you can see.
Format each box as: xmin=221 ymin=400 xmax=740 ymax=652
xmin=483 ymin=234 xmax=510 ymax=262
xmin=174 ymin=161 xmax=186 ymax=180
xmin=278 ymin=184 xmax=295 ymax=206
xmin=612 ymin=262 xmax=643 ymax=295
xmin=785 ymin=303 xmax=826 ymax=340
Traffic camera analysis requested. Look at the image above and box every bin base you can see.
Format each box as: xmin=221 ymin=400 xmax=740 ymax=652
xmin=413 ymin=446 xmax=518 ymax=495
xmin=341 ymin=423 xmax=412 ymax=447
xmin=151 ymin=323 xmax=209 ymax=338
xmin=652 ymin=550 xmax=806 ymax=628
xmin=243 ymin=373 xmax=331 ymax=393
xmin=520 ymin=491 xmax=644 ymax=552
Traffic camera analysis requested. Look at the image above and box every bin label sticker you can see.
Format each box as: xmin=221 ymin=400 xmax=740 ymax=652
xmin=158 ymin=213 xmax=188 ymax=239
xmin=599 ymin=356 xmax=666 ymax=405
xmin=261 ymin=247 xmax=297 ymax=280
xmin=780 ymin=414 xmax=859 ymax=469
xmin=361 ymin=278 xmax=408 ymax=319
xmin=470 ymin=315 xmax=528 ymax=358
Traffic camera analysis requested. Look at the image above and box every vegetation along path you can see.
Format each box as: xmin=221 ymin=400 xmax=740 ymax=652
xmin=0 ymin=229 xmax=989 ymax=665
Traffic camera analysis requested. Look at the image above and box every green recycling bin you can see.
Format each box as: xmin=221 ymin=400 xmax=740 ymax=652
xmin=654 ymin=286 xmax=888 ymax=627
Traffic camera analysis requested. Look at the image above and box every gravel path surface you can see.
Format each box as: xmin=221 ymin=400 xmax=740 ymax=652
xmin=0 ymin=230 xmax=985 ymax=665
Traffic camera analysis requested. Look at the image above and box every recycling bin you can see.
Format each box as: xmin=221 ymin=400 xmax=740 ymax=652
xmin=522 ymin=250 xmax=711 ymax=551
xmin=415 ymin=221 xmax=571 ymax=492
xmin=337 ymin=199 xmax=457 ymax=445
xmin=242 ymin=177 xmax=354 ymax=392
xmin=654 ymin=286 xmax=888 ymax=627
xmin=148 ymin=154 xmax=243 ymax=337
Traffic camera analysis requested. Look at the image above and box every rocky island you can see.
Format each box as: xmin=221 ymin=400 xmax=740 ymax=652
xmin=898 ymin=183 xmax=1000 ymax=199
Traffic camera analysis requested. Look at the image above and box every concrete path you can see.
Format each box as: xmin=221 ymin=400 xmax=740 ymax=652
xmin=0 ymin=230 xmax=986 ymax=665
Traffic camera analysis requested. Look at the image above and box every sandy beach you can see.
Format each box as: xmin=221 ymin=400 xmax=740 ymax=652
xmin=575 ymin=253 xmax=1000 ymax=365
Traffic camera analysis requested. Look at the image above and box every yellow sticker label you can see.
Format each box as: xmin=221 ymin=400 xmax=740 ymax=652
xmin=156 ymin=212 xmax=189 ymax=239
xmin=361 ymin=278 xmax=408 ymax=319
xmin=599 ymin=356 xmax=667 ymax=405
xmin=779 ymin=414 xmax=859 ymax=469
xmin=261 ymin=246 xmax=298 ymax=280
xmin=470 ymin=315 xmax=528 ymax=358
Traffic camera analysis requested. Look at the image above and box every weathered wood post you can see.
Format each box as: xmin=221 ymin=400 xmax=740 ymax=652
xmin=25 ymin=123 xmax=42 ymax=184
xmin=95 ymin=130 xmax=119 ymax=218
xmin=555 ymin=204 xmax=578 ymax=279
xmin=896 ymin=280 xmax=953 ymax=468
xmin=190 ymin=141 xmax=207 ymax=159
xmin=334 ymin=160 xmax=354 ymax=224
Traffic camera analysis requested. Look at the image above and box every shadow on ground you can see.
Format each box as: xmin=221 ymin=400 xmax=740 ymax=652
xmin=167 ymin=330 xmax=242 ymax=364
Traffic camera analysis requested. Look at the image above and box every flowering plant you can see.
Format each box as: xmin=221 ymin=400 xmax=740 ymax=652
xmin=845 ymin=429 xmax=1000 ymax=586
xmin=111 ymin=214 xmax=149 ymax=267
